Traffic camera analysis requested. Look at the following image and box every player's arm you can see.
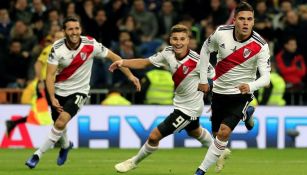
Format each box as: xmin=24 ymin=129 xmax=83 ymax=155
xmin=106 ymin=50 xmax=142 ymax=91
xmin=46 ymin=63 xmax=63 ymax=112
xmin=248 ymin=45 xmax=271 ymax=92
xmin=46 ymin=46 xmax=63 ymax=112
xmin=109 ymin=48 xmax=166 ymax=71
xmin=198 ymin=31 xmax=218 ymax=93
xmin=109 ymin=58 xmax=152 ymax=71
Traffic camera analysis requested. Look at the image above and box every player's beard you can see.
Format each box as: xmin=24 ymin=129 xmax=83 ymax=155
xmin=69 ymin=35 xmax=80 ymax=44
xmin=66 ymin=35 xmax=81 ymax=49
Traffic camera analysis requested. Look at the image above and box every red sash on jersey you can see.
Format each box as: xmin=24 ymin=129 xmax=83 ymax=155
xmin=213 ymin=41 xmax=261 ymax=80
xmin=172 ymin=58 xmax=197 ymax=89
xmin=55 ymin=45 xmax=94 ymax=82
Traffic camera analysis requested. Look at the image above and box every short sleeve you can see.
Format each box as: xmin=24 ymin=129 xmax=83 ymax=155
xmin=257 ymin=44 xmax=271 ymax=75
xmin=204 ymin=28 xmax=219 ymax=53
xmin=93 ymin=39 xmax=109 ymax=59
xmin=148 ymin=49 xmax=168 ymax=67
xmin=47 ymin=47 xmax=59 ymax=65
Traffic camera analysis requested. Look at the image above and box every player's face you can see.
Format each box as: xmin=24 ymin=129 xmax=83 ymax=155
xmin=233 ymin=11 xmax=254 ymax=41
xmin=169 ymin=32 xmax=189 ymax=58
xmin=64 ymin=21 xmax=82 ymax=46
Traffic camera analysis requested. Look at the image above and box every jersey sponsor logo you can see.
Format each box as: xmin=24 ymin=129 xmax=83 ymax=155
xmin=213 ymin=41 xmax=261 ymax=80
xmin=219 ymin=43 xmax=225 ymax=49
xmin=231 ymin=46 xmax=237 ymax=52
xmin=243 ymin=48 xmax=252 ymax=58
xmin=49 ymin=48 xmax=55 ymax=60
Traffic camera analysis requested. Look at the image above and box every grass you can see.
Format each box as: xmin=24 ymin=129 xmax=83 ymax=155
xmin=0 ymin=148 xmax=306 ymax=175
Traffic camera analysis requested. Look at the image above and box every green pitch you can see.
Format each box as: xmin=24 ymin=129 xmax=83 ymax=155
xmin=0 ymin=148 xmax=306 ymax=175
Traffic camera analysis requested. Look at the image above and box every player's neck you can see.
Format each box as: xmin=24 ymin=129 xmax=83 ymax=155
xmin=65 ymin=39 xmax=81 ymax=50
xmin=234 ymin=30 xmax=252 ymax=42
xmin=175 ymin=49 xmax=189 ymax=60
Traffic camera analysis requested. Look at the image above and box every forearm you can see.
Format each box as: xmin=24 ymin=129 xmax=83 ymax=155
xmin=46 ymin=75 xmax=56 ymax=99
xmin=121 ymin=59 xmax=150 ymax=69
xmin=199 ymin=47 xmax=210 ymax=84
xmin=248 ymin=73 xmax=270 ymax=92
xmin=34 ymin=61 xmax=43 ymax=80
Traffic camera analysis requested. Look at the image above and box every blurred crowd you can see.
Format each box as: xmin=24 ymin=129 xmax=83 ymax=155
xmin=0 ymin=0 xmax=306 ymax=105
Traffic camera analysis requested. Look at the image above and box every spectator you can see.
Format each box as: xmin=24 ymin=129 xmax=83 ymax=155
xmin=62 ymin=2 xmax=79 ymax=19
xmin=118 ymin=15 xmax=142 ymax=45
xmin=0 ymin=8 xmax=13 ymax=42
xmin=44 ymin=8 xmax=61 ymax=37
xmin=77 ymin=0 xmax=94 ymax=31
xmin=254 ymin=0 xmax=274 ymax=41
xmin=105 ymin=0 xmax=129 ymax=40
xmin=297 ymin=4 xmax=307 ymax=20
xmin=31 ymin=16 xmax=45 ymax=44
xmin=130 ymin=0 xmax=158 ymax=42
xmin=86 ymin=8 xmax=112 ymax=47
xmin=272 ymin=0 xmax=293 ymax=29
xmin=157 ymin=0 xmax=179 ymax=40
xmin=203 ymin=0 xmax=229 ymax=27
xmin=280 ymin=10 xmax=307 ymax=59
xmin=275 ymin=36 xmax=306 ymax=88
xmin=30 ymin=0 xmax=47 ymax=23
xmin=0 ymin=39 xmax=32 ymax=88
xmin=10 ymin=0 xmax=32 ymax=24
xmin=111 ymin=30 xmax=143 ymax=87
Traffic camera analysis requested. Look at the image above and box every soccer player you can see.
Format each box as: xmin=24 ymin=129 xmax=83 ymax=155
xmin=195 ymin=2 xmax=271 ymax=174
xmin=25 ymin=16 xmax=141 ymax=169
xmin=109 ymin=24 xmax=230 ymax=173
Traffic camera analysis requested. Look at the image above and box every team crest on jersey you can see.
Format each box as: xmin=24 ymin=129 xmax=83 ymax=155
xmin=183 ymin=65 xmax=189 ymax=74
xmin=80 ymin=52 xmax=87 ymax=60
xmin=243 ymin=48 xmax=252 ymax=58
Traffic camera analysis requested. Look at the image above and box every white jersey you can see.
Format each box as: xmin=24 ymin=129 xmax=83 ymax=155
xmin=149 ymin=46 xmax=214 ymax=118
xmin=47 ymin=36 xmax=108 ymax=96
xmin=200 ymin=25 xmax=271 ymax=94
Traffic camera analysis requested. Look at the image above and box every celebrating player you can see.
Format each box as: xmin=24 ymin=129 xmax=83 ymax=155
xmin=109 ymin=24 xmax=230 ymax=173
xmin=25 ymin=16 xmax=140 ymax=169
xmin=195 ymin=2 xmax=271 ymax=174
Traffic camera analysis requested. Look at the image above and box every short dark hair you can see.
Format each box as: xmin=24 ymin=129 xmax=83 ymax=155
xmin=62 ymin=16 xmax=80 ymax=29
xmin=235 ymin=1 xmax=254 ymax=16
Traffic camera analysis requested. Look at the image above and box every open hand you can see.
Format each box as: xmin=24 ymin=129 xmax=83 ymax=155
xmin=109 ymin=60 xmax=123 ymax=72
xmin=51 ymin=97 xmax=63 ymax=113
xmin=129 ymin=76 xmax=141 ymax=92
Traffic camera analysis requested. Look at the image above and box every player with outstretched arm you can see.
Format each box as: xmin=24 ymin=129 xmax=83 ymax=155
xmin=109 ymin=24 xmax=230 ymax=173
